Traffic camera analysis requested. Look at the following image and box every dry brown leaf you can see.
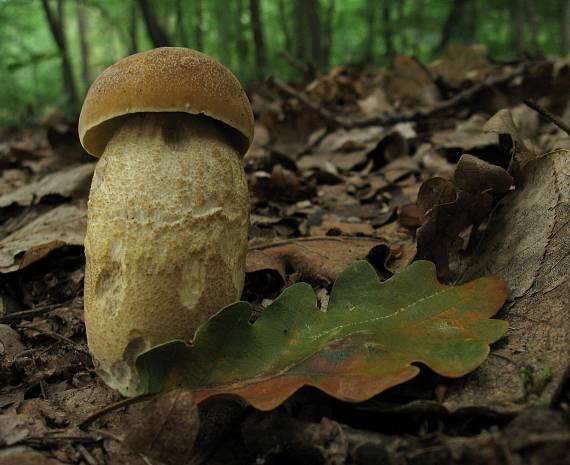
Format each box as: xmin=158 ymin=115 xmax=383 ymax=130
xmin=429 ymin=44 xmax=493 ymax=90
xmin=0 ymin=204 xmax=87 ymax=272
xmin=0 ymin=164 xmax=94 ymax=209
xmin=0 ymin=447 xmax=66 ymax=465
xmin=483 ymin=108 xmax=536 ymax=167
xmin=123 ymin=389 xmax=199 ymax=465
xmin=246 ymin=237 xmax=389 ymax=286
xmin=432 ymin=114 xmax=498 ymax=152
xmin=309 ymin=221 xmax=375 ymax=237
xmin=445 ymin=149 xmax=570 ymax=414
xmin=416 ymin=155 xmax=512 ymax=279
xmin=384 ymin=55 xmax=441 ymax=108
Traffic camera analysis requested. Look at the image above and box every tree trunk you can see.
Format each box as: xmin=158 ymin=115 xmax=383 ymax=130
xmin=277 ymin=0 xmax=292 ymax=51
xmin=563 ymin=0 xmax=570 ymax=55
xmin=397 ymin=0 xmax=408 ymax=52
xmin=465 ymin=0 xmax=477 ymax=44
xmin=77 ymin=0 xmax=90 ymax=88
xmin=434 ymin=0 xmax=470 ymax=53
xmin=218 ymin=1 xmax=232 ymax=66
xmin=129 ymin=2 xmax=138 ymax=55
xmin=175 ymin=0 xmax=188 ymax=47
xmin=294 ymin=0 xmax=307 ymax=61
xmin=194 ymin=0 xmax=204 ymax=50
xmin=525 ymin=0 xmax=540 ymax=54
xmin=413 ymin=0 xmax=425 ymax=55
xmin=512 ymin=0 xmax=526 ymax=56
xmin=250 ymin=0 xmax=266 ymax=80
xmin=322 ymin=0 xmax=335 ymax=68
xmin=382 ymin=0 xmax=394 ymax=61
xmin=236 ymin=0 xmax=249 ymax=77
xmin=306 ymin=0 xmax=322 ymax=68
xmin=138 ymin=0 xmax=171 ymax=47
xmin=41 ymin=0 xmax=79 ymax=108
xmin=364 ymin=0 xmax=376 ymax=63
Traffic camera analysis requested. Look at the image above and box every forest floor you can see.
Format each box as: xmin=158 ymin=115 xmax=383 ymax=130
xmin=0 ymin=45 xmax=569 ymax=465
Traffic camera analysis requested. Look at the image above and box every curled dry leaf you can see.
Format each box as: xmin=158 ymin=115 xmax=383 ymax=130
xmin=123 ymin=388 xmax=199 ymax=465
xmin=483 ymin=108 xmax=535 ymax=167
xmin=445 ymin=149 xmax=570 ymax=413
xmin=134 ymin=260 xmax=508 ymax=410
xmin=416 ymin=154 xmax=513 ymax=279
xmin=0 ymin=164 xmax=94 ymax=210
xmin=246 ymin=237 xmax=394 ymax=286
xmin=0 ymin=204 xmax=87 ymax=272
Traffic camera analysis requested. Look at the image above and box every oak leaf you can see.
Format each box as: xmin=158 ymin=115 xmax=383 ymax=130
xmin=134 ymin=260 xmax=508 ymax=410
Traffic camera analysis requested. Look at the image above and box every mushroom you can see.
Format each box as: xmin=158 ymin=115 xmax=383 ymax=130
xmin=78 ymin=48 xmax=254 ymax=395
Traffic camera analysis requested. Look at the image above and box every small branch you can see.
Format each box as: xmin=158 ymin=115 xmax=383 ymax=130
xmin=0 ymin=299 xmax=76 ymax=324
xmin=268 ymin=63 xmax=530 ymax=130
xmin=348 ymin=63 xmax=529 ymax=128
xmin=523 ymin=99 xmax=570 ymax=136
xmin=79 ymin=393 xmax=156 ymax=430
xmin=266 ymin=75 xmax=351 ymax=129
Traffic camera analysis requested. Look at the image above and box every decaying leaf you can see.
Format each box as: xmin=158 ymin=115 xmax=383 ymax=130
xmin=416 ymin=154 xmax=513 ymax=279
xmin=0 ymin=164 xmax=94 ymax=209
xmin=134 ymin=260 xmax=508 ymax=410
xmin=444 ymin=149 xmax=570 ymax=414
xmin=483 ymin=108 xmax=535 ymax=167
xmin=246 ymin=237 xmax=390 ymax=286
xmin=0 ymin=204 xmax=87 ymax=272
xmin=123 ymin=389 xmax=199 ymax=465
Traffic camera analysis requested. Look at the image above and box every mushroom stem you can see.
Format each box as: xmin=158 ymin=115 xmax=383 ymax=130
xmin=84 ymin=113 xmax=249 ymax=394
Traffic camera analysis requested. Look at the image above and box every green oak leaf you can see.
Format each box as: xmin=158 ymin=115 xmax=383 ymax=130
xmin=133 ymin=260 xmax=508 ymax=410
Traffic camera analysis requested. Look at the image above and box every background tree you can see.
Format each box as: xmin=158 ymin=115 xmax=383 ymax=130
xmin=250 ymin=0 xmax=266 ymax=80
xmin=137 ymin=0 xmax=171 ymax=48
xmin=0 ymin=0 xmax=564 ymax=125
xmin=40 ymin=0 xmax=78 ymax=107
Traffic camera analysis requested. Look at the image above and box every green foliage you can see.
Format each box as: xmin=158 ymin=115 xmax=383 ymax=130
xmin=134 ymin=260 xmax=508 ymax=410
xmin=0 ymin=0 xmax=568 ymax=128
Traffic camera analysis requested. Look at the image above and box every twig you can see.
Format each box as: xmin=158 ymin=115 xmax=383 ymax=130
xmin=24 ymin=325 xmax=90 ymax=356
xmin=0 ymin=299 xmax=76 ymax=324
xmin=79 ymin=393 xmax=156 ymax=430
xmin=268 ymin=63 xmax=530 ymax=130
xmin=523 ymin=98 xmax=570 ymax=136
xmin=248 ymin=235 xmax=386 ymax=251
xmin=348 ymin=63 xmax=529 ymax=128
xmin=76 ymin=444 xmax=102 ymax=465
xmin=266 ymin=75 xmax=351 ymax=129
xmin=278 ymin=50 xmax=310 ymax=75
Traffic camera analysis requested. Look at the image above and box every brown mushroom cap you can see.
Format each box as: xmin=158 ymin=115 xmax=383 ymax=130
xmin=78 ymin=47 xmax=254 ymax=157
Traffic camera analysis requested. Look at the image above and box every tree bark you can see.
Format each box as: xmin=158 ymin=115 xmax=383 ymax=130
xmin=77 ymin=0 xmax=90 ymax=88
xmin=137 ymin=0 xmax=171 ymax=47
xmin=397 ymin=0 xmax=408 ymax=52
xmin=294 ymin=0 xmax=308 ymax=61
xmin=250 ymin=0 xmax=266 ymax=80
xmin=434 ymin=0 xmax=470 ymax=53
xmin=194 ymin=0 xmax=204 ymax=50
xmin=277 ymin=0 xmax=292 ymax=51
xmin=563 ymin=0 xmax=570 ymax=55
xmin=382 ymin=0 xmax=394 ymax=61
xmin=525 ymin=0 xmax=540 ymax=53
xmin=512 ymin=0 xmax=526 ymax=56
xmin=364 ymin=0 xmax=376 ymax=63
xmin=465 ymin=0 xmax=477 ymax=44
xmin=322 ymin=0 xmax=335 ymax=69
xmin=41 ymin=0 xmax=79 ymax=107
xmin=129 ymin=2 xmax=138 ymax=55
xmin=413 ymin=0 xmax=425 ymax=55
xmin=175 ymin=0 xmax=188 ymax=47
xmin=236 ymin=0 xmax=249 ymax=77
xmin=306 ymin=0 xmax=322 ymax=68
